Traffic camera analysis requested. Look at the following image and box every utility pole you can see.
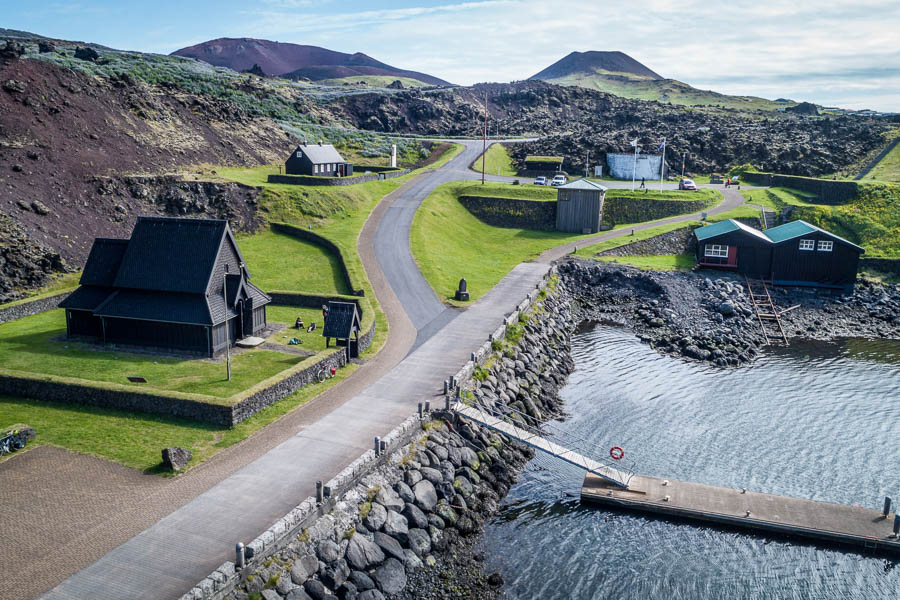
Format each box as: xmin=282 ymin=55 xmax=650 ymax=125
xmin=223 ymin=271 xmax=231 ymax=381
xmin=481 ymin=92 xmax=487 ymax=185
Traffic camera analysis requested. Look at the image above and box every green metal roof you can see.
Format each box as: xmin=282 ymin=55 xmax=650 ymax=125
xmin=558 ymin=178 xmax=608 ymax=191
xmin=694 ymin=219 xmax=738 ymax=241
xmin=762 ymin=220 xmax=864 ymax=251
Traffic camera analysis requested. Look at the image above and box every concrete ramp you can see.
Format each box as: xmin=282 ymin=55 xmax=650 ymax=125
xmin=454 ymin=403 xmax=633 ymax=489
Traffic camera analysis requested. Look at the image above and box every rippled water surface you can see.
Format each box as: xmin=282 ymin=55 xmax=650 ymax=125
xmin=483 ymin=324 xmax=900 ymax=600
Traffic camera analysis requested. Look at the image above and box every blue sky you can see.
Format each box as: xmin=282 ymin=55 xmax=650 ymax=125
xmin=5 ymin=0 xmax=899 ymax=111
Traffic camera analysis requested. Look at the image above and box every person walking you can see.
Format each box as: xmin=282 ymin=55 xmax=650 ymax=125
xmin=639 ymin=177 xmax=646 ymax=189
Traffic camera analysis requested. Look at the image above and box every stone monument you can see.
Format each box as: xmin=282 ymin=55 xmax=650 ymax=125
xmin=454 ymin=278 xmax=469 ymax=301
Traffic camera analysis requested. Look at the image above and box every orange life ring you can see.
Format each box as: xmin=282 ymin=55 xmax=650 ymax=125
xmin=609 ymin=446 xmax=625 ymax=460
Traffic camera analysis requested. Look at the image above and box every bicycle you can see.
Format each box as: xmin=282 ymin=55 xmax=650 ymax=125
xmin=316 ymin=367 xmax=337 ymax=383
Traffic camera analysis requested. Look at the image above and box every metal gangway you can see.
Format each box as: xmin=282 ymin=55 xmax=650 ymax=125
xmin=453 ymin=399 xmax=635 ymax=489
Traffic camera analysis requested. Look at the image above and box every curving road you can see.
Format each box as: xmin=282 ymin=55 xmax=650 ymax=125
xmin=32 ymin=141 xmax=751 ymax=600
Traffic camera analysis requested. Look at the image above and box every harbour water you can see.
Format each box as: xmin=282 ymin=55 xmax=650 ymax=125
xmin=483 ymin=323 xmax=900 ymax=599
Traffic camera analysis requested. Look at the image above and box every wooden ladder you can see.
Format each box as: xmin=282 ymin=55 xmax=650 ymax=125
xmin=745 ymin=277 xmax=788 ymax=345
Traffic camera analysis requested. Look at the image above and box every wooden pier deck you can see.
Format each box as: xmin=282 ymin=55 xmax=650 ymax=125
xmin=582 ymin=473 xmax=900 ymax=554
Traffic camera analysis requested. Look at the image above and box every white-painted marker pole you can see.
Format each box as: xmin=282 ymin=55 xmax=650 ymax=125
xmin=659 ymin=138 xmax=666 ymax=192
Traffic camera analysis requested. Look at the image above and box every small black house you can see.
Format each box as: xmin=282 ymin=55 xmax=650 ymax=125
xmin=556 ymin=179 xmax=608 ymax=233
xmin=694 ymin=219 xmax=864 ymax=289
xmin=322 ymin=301 xmax=361 ymax=358
xmin=523 ymin=155 xmax=564 ymax=174
xmin=285 ymin=142 xmax=353 ymax=177
xmin=59 ymin=217 xmax=271 ymax=356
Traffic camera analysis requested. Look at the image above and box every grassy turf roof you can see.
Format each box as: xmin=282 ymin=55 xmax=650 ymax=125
xmin=524 ymin=155 xmax=564 ymax=163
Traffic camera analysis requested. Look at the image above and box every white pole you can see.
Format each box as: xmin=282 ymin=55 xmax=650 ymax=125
xmin=659 ymin=139 xmax=666 ymax=192
xmin=631 ymin=143 xmax=638 ymax=191
xmin=224 ymin=272 xmax=231 ymax=381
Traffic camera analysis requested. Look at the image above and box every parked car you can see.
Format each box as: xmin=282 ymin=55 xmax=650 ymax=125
xmin=534 ymin=176 xmax=548 ymax=186
xmin=550 ymin=174 xmax=568 ymax=186
xmin=679 ymin=178 xmax=698 ymax=190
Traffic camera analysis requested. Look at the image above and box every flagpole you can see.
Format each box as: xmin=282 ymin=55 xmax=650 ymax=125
xmin=659 ymin=139 xmax=666 ymax=192
xmin=631 ymin=141 xmax=638 ymax=191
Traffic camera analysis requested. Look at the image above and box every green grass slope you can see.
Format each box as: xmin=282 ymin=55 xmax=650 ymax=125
xmin=543 ymin=70 xmax=793 ymax=111
xmin=471 ymin=144 xmax=517 ymax=177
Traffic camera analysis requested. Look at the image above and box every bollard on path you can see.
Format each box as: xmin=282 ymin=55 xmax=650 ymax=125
xmin=425 ymin=400 xmax=430 ymax=412
xmin=380 ymin=440 xmax=386 ymax=454
xmin=443 ymin=380 xmax=449 ymax=394
xmin=316 ymin=480 xmax=324 ymax=504
xmin=374 ymin=436 xmax=381 ymax=456
xmin=894 ymin=514 xmax=900 ymax=536
xmin=445 ymin=395 xmax=450 ymax=410
xmin=418 ymin=402 xmax=423 ymax=418
xmin=235 ymin=542 xmax=245 ymax=569
xmin=884 ymin=497 xmax=892 ymax=517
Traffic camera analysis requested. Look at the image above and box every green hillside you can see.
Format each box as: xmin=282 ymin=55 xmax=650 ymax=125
xmin=542 ymin=70 xmax=794 ymax=111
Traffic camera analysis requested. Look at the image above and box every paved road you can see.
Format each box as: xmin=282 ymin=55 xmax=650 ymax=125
xmin=32 ymin=142 xmax=752 ymax=600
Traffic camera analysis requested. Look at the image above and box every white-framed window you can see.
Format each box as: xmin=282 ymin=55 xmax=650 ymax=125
xmin=314 ymin=164 xmax=319 ymax=174
xmin=799 ymin=239 xmax=815 ymax=251
xmin=818 ymin=240 xmax=833 ymax=252
xmin=704 ymin=244 xmax=729 ymax=258
xmin=296 ymin=150 xmax=302 ymax=158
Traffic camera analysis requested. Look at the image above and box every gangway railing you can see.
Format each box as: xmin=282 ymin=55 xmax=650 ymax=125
xmin=453 ymin=399 xmax=635 ymax=489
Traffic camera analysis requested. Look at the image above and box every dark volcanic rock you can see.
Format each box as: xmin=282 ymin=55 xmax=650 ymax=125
xmin=161 ymin=446 xmax=191 ymax=471
xmin=74 ymin=46 xmax=100 ymax=62
xmin=373 ymin=558 xmax=406 ymax=595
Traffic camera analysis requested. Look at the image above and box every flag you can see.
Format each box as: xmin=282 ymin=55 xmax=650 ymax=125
xmin=657 ymin=139 xmax=666 ymax=152
xmin=630 ymin=139 xmax=638 ymax=147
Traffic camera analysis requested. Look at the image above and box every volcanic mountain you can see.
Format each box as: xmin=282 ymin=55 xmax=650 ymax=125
xmin=530 ymin=50 xmax=789 ymax=110
xmin=172 ymin=38 xmax=451 ymax=86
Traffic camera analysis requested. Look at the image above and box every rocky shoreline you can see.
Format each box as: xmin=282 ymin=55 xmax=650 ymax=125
xmin=560 ymin=258 xmax=900 ymax=366
xmin=224 ymin=280 xmax=575 ymax=600
xmin=219 ymin=261 xmax=900 ymax=600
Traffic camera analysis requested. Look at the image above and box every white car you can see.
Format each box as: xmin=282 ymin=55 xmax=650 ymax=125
xmin=534 ymin=176 xmax=548 ymax=186
xmin=550 ymin=174 xmax=568 ymax=186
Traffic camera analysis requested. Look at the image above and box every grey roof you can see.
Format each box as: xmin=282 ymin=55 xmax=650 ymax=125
xmin=322 ymin=301 xmax=359 ymax=339
xmin=558 ymin=178 xmax=608 ymax=192
xmin=114 ymin=217 xmax=228 ymax=294
xmin=59 ymin=285 xmax=114 ymax=311
xmin=80 ymin=239 xmax=128 ymax=286
xmin=294 ymin=144 xmax=347 ymax=165
xmin=95 ymin=290 xmax=214 ymax=325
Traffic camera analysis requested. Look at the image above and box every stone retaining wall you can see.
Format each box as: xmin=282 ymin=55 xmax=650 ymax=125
xmin=0 ymin=291 xmax=70 ymax=325
xmin=458 ymin=196 xmax=556 ymax=231
xmin=742 ymin=172 xmax=858 ymax=204
xmin=601 ymin=196 xmax=709 ymax=227
xmin=178 ymin=268 xmax=561 ymax=600
xmin=860 ymin=258 xmax=900 ymax=278
xmin=267 ymin=169 xmax=409 ymax=187
xmin=597 ymin=227 xmax=697 ymax=257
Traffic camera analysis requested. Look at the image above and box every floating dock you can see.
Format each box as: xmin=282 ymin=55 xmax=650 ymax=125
xmin=582 ymin=473 xmax=900 ymax=554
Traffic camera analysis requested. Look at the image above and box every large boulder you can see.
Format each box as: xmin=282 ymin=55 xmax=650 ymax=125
xmin=345 ymin=533 xmax=385 ymax=571
xmin=382 ymin=510 xmax=409 ymax=544
xmin=373 ymin=558 xmax=407 ymax=595
xmin=291 ymin=553 xmax=319 ymax=585
xmin=363 ymin=502 xmax=387 ymax=531
xmin=317 ymin=540 xmax=341 ymax=563
xmin=74 ymin=46 xmax=100 ymax=62
xmin=373 ymin=532 xmax=404 ymax=561
xmin=406 ymin=528 xmax=432 ymax=557
xmin=374 ymin=486 xmax=404 ymax=512
xmin=161 ymin=446 xmax=191 ymax=471
xmin=412 ymin=480 xmax=438 ymax=512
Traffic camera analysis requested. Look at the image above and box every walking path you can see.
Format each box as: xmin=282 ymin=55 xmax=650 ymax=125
xmin=18 ymin=141 xmax=751 ymax=599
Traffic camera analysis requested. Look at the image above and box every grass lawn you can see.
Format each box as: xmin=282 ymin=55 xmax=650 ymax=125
xmin=455 ymin=181 xmax=557 ymax=201
xmin=596 ymin=254 xmax=696 ymax=271
xmin=861 ymin=137 xmax=900 ymax=183
xmin=471 ymin=143 xmax=517 ymax=177
xmin=411 ymin=182 xmax=597 ymax=305
xmin=0 ymin=310 xmax=311 ymax=399
xmin=0 ymin=364 xmax=354 ymax=472
xmin=237 ymin=228 xmax=350 ymax=295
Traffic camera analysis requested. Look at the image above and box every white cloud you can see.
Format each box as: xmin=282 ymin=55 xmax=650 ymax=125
xmin=237 ymin=0 xmax=899 ymax=111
